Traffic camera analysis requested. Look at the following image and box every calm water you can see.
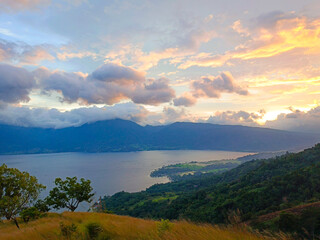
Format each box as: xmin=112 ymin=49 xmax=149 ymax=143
xmin=0 ymin=150 xmax=250 ymax=211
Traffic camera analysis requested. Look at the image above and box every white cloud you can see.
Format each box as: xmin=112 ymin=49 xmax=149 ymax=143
xmin=265 ymin=106 xmax=320 ymax=133
xmin=0 ymin=103 xmax=148 ymax=129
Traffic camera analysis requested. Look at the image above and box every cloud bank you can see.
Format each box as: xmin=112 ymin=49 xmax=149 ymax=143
xmin=207 ymin=110 xmax=265 ymax=126
xmin=0 ymin=62 xmax=175 ymax=106
xmin=0 ymin=103 xmax=148 ymax=129
xmin=265 ymin=107 xmax=320 ymax=133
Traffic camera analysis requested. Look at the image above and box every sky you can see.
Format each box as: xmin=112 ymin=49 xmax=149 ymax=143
xmin=0 ymin=0 xmax=320 ymax=133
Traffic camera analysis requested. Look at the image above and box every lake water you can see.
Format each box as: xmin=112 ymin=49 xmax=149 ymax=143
xmin=0 ymin=150 xmax=250 ymax=211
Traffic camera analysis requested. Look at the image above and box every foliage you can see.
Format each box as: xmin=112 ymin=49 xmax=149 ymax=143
xmin=278 ymin=212 xmax=299 ymax=232
xmin=157 ymin=219 xmax=173 ymax=235
xmin=20 ymin=207 xmax=41 ymax=223
xmin=34 ymin=199 xmax=50 ymax=212
xmin=0 ymin=164 xmax=45 ymax=228
xmin=103 ymin=143 xmax=320 ymax=238
xmin=47 ymin=176 xmax=94 ymax=212
xmin=85 ymin=222 xmax=103 ymax=239
xmin=151 ymin=161 xmax=240 ymax=181
xmin=59 ymin=222 xmax=78 ymax=240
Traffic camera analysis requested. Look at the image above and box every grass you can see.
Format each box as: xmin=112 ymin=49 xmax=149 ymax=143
xmin=151 ymin=195 xmax=178 ymax=203
xmin=0 ymin=212 xmax=291 ymax=240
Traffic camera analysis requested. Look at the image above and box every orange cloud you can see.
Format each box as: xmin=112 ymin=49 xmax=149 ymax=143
xmin=57 ymin=51 xmax=97 ymax=61
xmin=21 ymin=47 xmax=55 ymax=65
xmin=179 ymin=15 xmax=320 ymax=69
xmin=104 ymin=20 xmax=217 ymax=71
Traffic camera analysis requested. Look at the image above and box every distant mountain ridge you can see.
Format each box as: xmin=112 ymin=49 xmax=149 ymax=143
xmin=0 ymin=119 xmax=319 ymax=154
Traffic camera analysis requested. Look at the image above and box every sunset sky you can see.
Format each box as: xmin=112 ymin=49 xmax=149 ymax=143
xmin=0 ymin=0 xmax=320 ymax=133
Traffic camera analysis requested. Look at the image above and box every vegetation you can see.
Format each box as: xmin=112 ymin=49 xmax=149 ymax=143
xmin=0 ymin=164 xmax=45 ymax=228
xmin=252 ymin=203 xmax=320 ymax=239
xmin=2 ymin=143 xmax=320 ymax=238
xmin=0 ymin=212 xmax=290 ymax=240
xmin=20 ymin=207 xmax=42 ymax=223
xmin=0 ymin=164 xmax=94 ymax=229
xmin=47 ymin=177 xmax=94 ymax=212
xmin=103 ymin=144 xmax=320 ymax=238
xmin=150 ymin=151 xmax=285 ymax=181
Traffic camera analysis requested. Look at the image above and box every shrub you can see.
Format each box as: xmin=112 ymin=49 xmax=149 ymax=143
xmin=20 ymin=207 xmax=41 ymax=223
xmin=60 ymin=222 xmax=78 ymax=240
xmin=157 ymin=219 xmax=173 ymax=234
xmin=85 ymin=222 xmax=103 ymax=239
xmin=278 ymin=212 xmax=299 ymax=232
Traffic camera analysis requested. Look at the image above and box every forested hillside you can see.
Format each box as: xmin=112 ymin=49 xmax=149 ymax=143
xmin=103 ymin=144 xmax=320 ymax=237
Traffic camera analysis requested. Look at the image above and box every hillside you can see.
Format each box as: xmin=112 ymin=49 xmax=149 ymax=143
xmin=0 ymin=212 xmax=289 ymax=240
xmin=103 ymin=143 xmax=320 ymax=237
xmin=0 ymin=119 xmax=318 ymax=154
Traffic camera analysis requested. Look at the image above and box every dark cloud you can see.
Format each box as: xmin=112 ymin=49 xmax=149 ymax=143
xmin=0 ymin=62 xmax=175 ymax=106
xmin=38 ymin=63 xmax=175 ymax=105
xmin=0 ymin=64 xmax=35 ymax=103
xmin=90 ymin=63 xmax=145 ymax=85
xmin=131 ymin=77 xmax=175 ymax=105
xmin=192 ymin=72 xmax=248 ymax=98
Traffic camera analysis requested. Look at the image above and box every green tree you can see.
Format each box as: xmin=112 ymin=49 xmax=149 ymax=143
xmin=0 ymin=164 xmax=45 ymax=228
xmin=20 ymin=207 xmax=41 ymax=223
xmin=278 ymin=212 xmax=299 ymax=232
xmin=47 ymin=177 xmax=94 ymax=212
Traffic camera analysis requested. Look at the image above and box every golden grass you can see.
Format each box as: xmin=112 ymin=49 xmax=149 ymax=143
xmin=0 ymin=212 xmax=290 ymax=240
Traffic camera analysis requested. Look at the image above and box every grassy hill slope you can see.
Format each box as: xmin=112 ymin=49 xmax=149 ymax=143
xmin=0 ymin=212 xmax=289 ymax=240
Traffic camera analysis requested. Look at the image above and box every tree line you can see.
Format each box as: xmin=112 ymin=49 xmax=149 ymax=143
xmin=0 ymin=164 xmax=94 ymax=228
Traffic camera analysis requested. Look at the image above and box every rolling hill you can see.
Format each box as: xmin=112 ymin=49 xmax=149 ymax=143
xmin=0 ymin=212 xmax=289 ymax=240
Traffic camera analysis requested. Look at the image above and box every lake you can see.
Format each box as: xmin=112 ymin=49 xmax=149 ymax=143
xmin=0 ymin=150 xmax=251 ymax=211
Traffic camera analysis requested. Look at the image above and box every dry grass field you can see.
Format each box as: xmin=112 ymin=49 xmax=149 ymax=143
xmin=0 ymin=212 xmax=290 ymax=240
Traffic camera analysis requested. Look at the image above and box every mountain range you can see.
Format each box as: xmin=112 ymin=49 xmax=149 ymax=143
xmin=0 ymin=119 xmax=319 ymax=154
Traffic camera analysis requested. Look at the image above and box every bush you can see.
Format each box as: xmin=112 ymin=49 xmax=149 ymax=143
xmin=20 ymin=207 xmax=41 ymax=223
xmin=60 ymin=222 xmax=78 ymax=240
xmin=278 ymin=212 xmax=299 ymax=232
xmin=85 ymin=222 xmax=103 ymax=239
xmin=157 ymin=219 xmax=173 ymax=234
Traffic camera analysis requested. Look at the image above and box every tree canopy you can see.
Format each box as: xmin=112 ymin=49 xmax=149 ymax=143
xmin=0 ymin=164 xmax=45 ymax=228
xmin=47 ymin=176 xmax=94 ymax=212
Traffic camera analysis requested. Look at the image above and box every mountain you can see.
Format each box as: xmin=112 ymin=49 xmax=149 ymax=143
xmin=0 ymin=119 xmax=319 ymax=154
